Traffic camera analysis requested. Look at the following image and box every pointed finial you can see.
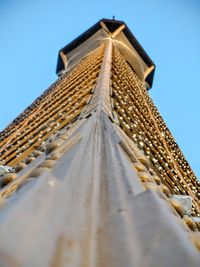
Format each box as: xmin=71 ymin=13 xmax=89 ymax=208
xmin=112 ymin=16 xmax=115 ymax=20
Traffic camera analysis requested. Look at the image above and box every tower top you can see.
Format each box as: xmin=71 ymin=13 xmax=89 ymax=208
xmin=56 ymin=18 xmax=155 ymax=88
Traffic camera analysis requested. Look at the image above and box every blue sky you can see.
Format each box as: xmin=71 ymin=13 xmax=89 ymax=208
xmin=0 ymin=0 xmax=199 ymax=177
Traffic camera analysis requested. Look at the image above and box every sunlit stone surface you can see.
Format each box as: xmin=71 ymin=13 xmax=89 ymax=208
xmin=0 ymin=19 xmax=199 ymax=267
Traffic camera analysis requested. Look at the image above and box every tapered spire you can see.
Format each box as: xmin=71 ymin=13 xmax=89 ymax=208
xmin=0 ymin=19 xmax=199 ymax=267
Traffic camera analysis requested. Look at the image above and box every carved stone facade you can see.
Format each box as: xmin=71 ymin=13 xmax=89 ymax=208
xmin=0 ymin=19 xmax=199 ymax=267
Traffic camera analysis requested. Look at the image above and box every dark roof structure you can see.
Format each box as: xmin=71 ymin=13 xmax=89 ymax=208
xmin=56 ymin=18 xmax=155 ymax=88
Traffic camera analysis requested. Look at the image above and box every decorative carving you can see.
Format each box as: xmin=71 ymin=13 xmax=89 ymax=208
xmin=111 ymin=46 xmax=200 ymax=217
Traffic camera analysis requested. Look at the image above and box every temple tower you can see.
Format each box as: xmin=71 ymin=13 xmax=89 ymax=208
xmin=0 ymin=19 xmax=199 ymax=267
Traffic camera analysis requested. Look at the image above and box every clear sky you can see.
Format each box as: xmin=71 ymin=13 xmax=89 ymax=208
xmin=0 ymin=0 xmax=199 ymax=177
